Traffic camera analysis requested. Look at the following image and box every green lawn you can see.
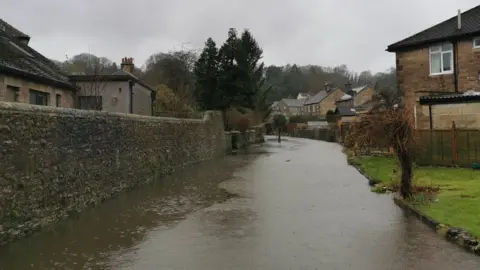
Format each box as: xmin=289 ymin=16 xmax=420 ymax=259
xmin=356 ymin=156 xmax=480 ymax=238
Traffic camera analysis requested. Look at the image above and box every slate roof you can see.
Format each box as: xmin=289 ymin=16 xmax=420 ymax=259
xmin=70 ymin=69 xmax=155 ymax=92
xmin=304 ymin=90 xmax=329 ymax=105
xmin=387 ymin=5 xmax=480 ymax=51
xmin=351 ymin=85 xmax=370 ymax=93
xmin=419 ymin=90 xmax=480 ymax=105
xmin=0 ymin=19 xmax=76 ymax=90
xmin=335 ymin=106 xmax=356 ymax=117
xmin=281 ymin=98 xmax=304 ymax=107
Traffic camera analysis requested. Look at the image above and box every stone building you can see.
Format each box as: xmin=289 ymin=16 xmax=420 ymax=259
xmin=0 ymin=19 xmax=76 ymax=107
xmin=303 ymin=82 xmax=344 ymax=117
xmin=387 ymin=5 xmax=480 ymax=129
xmin=70 ymin=58 xmax=155 ymax=116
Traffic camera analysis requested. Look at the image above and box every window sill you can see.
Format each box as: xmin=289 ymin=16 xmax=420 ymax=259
xmin=429 ymin=71 xmax=453 ymax=77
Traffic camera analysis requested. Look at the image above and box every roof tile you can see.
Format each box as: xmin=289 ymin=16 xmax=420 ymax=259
xmin=0 ymin=19 xmax=75 ymax=89
xmin=387 ymin=5 xmax=480 ymax=51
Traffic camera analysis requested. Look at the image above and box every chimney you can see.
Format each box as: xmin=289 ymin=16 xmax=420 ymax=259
xmin=121 ymin=57 xmax=134 ymax=73
xmin=324 ymin=81 xmax=332 ymax=93
xmin=344 ymin=81 xmax=352 ymax=92
xmin=458 ymin=9 xmax=462 ymax=30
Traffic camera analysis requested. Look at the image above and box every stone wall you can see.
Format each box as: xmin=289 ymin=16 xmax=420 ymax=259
xmin=428 ymin=103 xmax=480 ymax=129
xmin=319 ymin=88 xmax=345 ymax=116
xmin=0 ymin=102 xmax=225 ymax=245
xmin=354 ymin=87 xmax=374 ymax=106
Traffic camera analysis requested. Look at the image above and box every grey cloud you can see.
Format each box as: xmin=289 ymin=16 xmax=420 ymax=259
xmin=1 ymin=0 xmax=479 ymax=72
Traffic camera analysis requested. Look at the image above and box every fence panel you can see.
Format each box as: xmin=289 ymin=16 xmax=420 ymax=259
xmin=416 ymin=129 xmax=480 ymax=167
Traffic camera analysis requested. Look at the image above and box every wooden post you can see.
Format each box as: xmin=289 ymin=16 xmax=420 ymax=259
xmin=452 ymin=121 xmax=457 ymax=165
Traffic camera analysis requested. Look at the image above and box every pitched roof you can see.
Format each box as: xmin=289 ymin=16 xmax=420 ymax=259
xmin=0 ymin=19 xmax=75 ymax=90
xmin=304 ymin=90 xmax=328 ymax=105
xmin=70 ymin=70 xmax=156 ymax=92
xmin=0 ymin=19 xmax=29 ymax=39
xmin=281 ymin=98 xmax=304 ymax=107
xmin=304 ymin=88 xmax=342 ymax=105
xmin=351 ymin=85 xmax=370 ymax=93
xmin=387 ymin=5 xmax=480 ymax=51
xmin=335 ymin=106 xmax=356 ymax=116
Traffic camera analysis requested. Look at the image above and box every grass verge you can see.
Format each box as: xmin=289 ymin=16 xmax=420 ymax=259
xmin=355 ymin=155 xmax=480 ymax=238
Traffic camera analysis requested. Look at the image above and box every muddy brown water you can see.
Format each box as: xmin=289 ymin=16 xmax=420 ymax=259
xmin=0 ymin=137 xmax=479 ymax=270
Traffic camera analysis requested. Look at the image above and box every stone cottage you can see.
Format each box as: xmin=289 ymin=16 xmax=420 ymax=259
xmin=0 ymin=19 xmax=76 ymax=107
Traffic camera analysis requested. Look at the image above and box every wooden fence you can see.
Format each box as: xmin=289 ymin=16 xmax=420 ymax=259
xmin=340 ymin=121 xmax=480 ymax=167
xmin=416 ymin=125 xmax=480 ymax=167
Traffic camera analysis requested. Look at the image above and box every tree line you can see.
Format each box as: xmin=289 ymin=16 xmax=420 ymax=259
xmin=53 ymin=31 xmax=396 ymax=115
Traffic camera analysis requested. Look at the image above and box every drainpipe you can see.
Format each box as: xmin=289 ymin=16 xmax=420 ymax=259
xmin=453 ymin=40 xmax=459 ymax=92
xmin=428 ymin=105 xmax=433 ymax=130
xmin=453 ymin=10 xmax=461 ymax=92
xmin=129 ymin=80 xmax=135 ymax=113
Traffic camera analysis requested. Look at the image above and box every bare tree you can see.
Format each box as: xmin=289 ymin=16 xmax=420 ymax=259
xmin=76 ymin=64 xmax=108 ymax=111
xmin=344 ymin=85 xmax=416 ymax=198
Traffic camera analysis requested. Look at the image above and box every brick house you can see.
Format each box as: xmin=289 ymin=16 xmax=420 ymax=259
xmin=0 ymin=19 xmax=77 ymax=107
xmin=303 ymin=82 xmax=344 ymax=117
xmin=387 ymin=5 xmax=480 ymax=129
xmin=70 ymin=58 xmax=155 ymax=116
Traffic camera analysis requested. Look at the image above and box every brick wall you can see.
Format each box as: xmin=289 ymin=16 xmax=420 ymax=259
xmin=396 ymin=39 xmax=480 ymax=129
xmin=0 ymin=102 xmax=225 ymax=245
xmin=0 ymin=75 xmax=74 ymax=108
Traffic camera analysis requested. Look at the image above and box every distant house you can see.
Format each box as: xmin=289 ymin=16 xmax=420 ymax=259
xmin=387 ymin=5 xmax=480 ymax=129
xmin=303 ymin=82 xmax=344 ymax=117
xmin=268 ymin=98 xmax=304 ymax=122
xmin=334 ymin=106 xmax=357 ymax=122
xmin=70 ymin=57 xmax=155 ymax=116
xmin=0 ymin=19 xmax=77 ymax=107
xmin=344 ymin=84 xmax=375 ymax=106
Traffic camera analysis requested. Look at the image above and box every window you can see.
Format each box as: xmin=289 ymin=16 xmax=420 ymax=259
xmin=56 ymin=94 xmax=61 ymax=107
xmin=474 ymin=37 xmax=480 ymax=48
xmin=429 ymin=43 xmax=453 ymax=75
xmin=29 ymin=90 xmax=49 ymax=106
xmin=78 ymin=96 xmax=102 ymax=110
xmin=5 ymin=85 xmax=19 ymax=102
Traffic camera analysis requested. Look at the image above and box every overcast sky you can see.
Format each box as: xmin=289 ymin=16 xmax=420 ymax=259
xmin=2 ymin=0 xmax=479 ymax=73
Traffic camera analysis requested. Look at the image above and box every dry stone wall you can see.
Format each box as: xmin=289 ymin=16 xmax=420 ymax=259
xmin=0 ymin=102 xmax=225 ymax=245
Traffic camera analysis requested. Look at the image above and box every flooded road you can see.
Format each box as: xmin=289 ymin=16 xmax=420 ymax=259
xmin=1 ymin=137 xmax=480 ymax=269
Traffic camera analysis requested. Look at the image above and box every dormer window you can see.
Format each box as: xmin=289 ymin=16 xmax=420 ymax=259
xmin=474 ymin=37 xmax=480 ymax=48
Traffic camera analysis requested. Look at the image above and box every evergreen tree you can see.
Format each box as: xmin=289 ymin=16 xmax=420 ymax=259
xmin=193 ymin=38 xmax=219 ymax=110
xmin=234 ymin=29 xmax=265 ymax=110
xmin=217 ymin=28 xmax=240 ymax=111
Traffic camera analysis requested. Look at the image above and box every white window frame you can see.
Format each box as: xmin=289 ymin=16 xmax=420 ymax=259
xmin=474 ymin=37 xmax=480 ymax=48
xmin=429 ymin=43 xmax=454 ymax=76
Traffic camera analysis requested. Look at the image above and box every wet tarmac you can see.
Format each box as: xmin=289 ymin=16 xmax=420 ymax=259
xmin=0 ymin=137 xmax=479 ymax=269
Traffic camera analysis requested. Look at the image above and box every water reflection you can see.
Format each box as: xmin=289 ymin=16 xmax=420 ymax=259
xmin=0 ymin=155 xmax=255 ymax=270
